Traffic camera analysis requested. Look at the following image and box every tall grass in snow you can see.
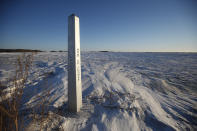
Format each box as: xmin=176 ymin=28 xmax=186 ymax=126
xmin=0 ymin=53 xmax=33 ymax=131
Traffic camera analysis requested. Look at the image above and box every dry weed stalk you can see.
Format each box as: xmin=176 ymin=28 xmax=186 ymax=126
xmin=30 ymin=76 xmax=53 ymax=131
xmin=0 ymin=53 xmax=33 ymax=131
xmin=39 ymin=80 xmax=52 ymax=131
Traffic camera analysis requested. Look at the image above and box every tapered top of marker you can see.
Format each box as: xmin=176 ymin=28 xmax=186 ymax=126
xmin=69 ymin=13 xmax=79 ymax=18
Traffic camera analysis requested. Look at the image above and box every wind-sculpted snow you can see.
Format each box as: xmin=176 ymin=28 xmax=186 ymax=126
xmin=0 ymin=52 xmax=197 ymax=131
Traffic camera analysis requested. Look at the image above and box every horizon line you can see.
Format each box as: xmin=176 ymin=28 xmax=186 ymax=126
xmin=0 ymin=48 xmax=197 ymax=53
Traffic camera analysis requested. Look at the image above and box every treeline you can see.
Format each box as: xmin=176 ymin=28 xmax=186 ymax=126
xmin=0 ymin=49 xmax=43 ymax=53
xmin=50 ymin=50 xmax=67 ymax=52
xmin=99 ymin=51 xmax=109 ymax=52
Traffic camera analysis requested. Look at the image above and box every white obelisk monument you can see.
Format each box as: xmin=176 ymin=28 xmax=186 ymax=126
xmin=68 ymin=14 xmax=82 ymax=112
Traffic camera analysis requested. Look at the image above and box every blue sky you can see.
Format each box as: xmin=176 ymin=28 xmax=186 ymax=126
xmin=0 ymin=0 xmax=197 ymax=52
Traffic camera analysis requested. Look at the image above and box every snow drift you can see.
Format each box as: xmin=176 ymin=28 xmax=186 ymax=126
xmin=0 ymin=52 xmax=196 ymax=131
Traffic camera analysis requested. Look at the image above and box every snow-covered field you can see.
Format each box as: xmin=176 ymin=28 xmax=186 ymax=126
xmin=0 ymin=52 xmax=197 ymax=131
